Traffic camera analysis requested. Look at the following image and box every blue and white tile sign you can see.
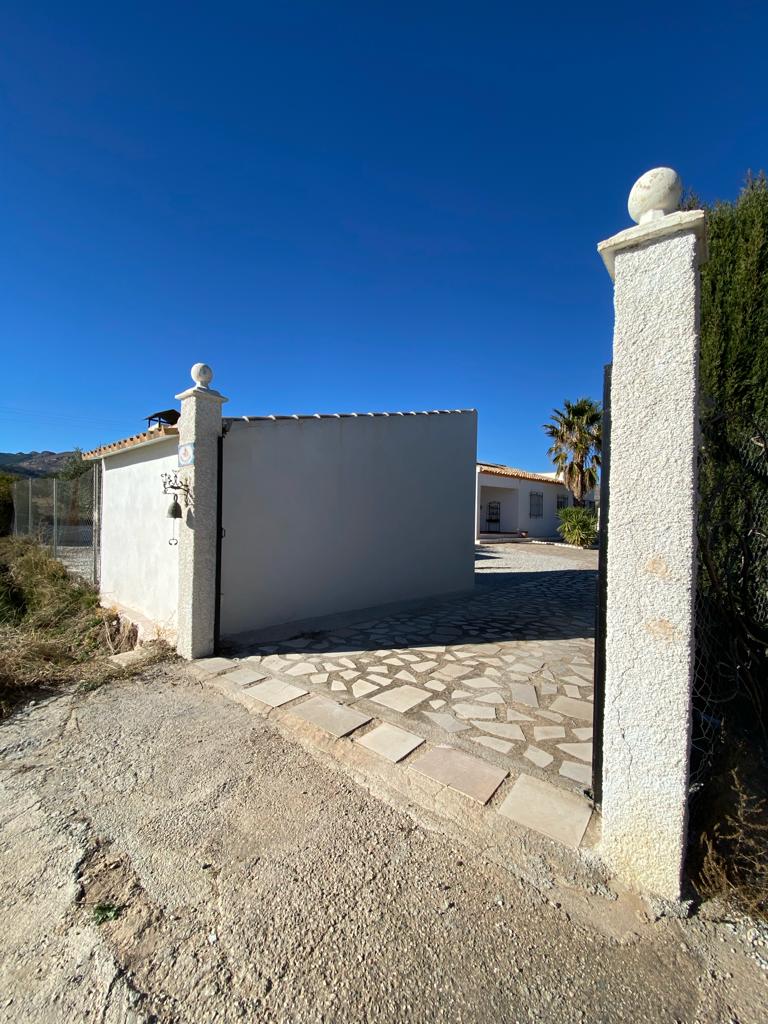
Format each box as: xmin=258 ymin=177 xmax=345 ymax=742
xmin=178 ymin=442 xmax=195 ymax=468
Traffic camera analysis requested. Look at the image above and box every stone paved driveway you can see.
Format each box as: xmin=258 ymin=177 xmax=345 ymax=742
xmin=229 ymin=543 xmax=598 ymax=797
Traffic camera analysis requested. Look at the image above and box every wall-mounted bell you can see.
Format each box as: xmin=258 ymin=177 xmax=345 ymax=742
xmin=167 ymin=495 xmax=182 ymax=519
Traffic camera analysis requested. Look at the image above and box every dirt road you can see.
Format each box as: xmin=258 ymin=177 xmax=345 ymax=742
xmin=1 ymin=665 xmax=765 ymax=1023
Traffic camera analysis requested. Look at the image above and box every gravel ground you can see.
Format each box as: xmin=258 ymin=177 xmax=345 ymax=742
xmin=1 ymin=665 xmax=765 ymax=1024
xmin=475 ymin=541 xmax=598 ymax=576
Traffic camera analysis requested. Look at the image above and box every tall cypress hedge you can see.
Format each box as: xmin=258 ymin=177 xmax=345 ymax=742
xmin=689 ymin=173 xmax=768 ymax=915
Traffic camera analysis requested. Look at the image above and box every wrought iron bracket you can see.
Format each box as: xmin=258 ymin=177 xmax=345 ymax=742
xmin=161 ymin=471 xmax=194 ymax=508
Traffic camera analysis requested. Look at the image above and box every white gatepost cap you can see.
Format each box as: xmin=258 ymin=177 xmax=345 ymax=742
xmin=628 ymin=167 xmax=682 ymax=224
xmin=598 ymin=167 xmax=706 ymax=279
xmin=175 ymin=362 xmax=227 ymax=403
xmin=190 ymin=362 xmax=214 ymax=389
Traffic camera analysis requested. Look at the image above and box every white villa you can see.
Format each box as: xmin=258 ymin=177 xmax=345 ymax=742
xmin=475 ymin=462 xmax=597 ymax=540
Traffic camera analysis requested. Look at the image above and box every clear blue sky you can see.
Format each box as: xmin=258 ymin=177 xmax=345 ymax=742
xmin=1 ymin=2 xmax=766 ymax=469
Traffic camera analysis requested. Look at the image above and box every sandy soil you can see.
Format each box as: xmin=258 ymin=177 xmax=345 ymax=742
xmin=1 ymin=665 xmax=765 ymax=1023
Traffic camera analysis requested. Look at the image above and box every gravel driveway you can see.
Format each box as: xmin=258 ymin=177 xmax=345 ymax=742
xmin=1 ymin=665 xmax=764 ymax=1023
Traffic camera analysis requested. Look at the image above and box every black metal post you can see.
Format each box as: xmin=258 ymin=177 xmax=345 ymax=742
xmin=213 ymin=434 xmax=224 ymax=653
xmin=591 ymin=362 xmax=612 ymax=806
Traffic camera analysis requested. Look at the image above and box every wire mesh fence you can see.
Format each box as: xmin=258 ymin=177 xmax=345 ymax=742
xmin=12 ymin=467 xmax=100 ymax=585
xmin=690 ymin=412 xmax=768 ymax=790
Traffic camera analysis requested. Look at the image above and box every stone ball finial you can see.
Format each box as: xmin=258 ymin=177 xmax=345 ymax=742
xmin=628 ymin=167 xmax=682 ymax=225
xmin=190 ymin=363 xmax=213 ymax=388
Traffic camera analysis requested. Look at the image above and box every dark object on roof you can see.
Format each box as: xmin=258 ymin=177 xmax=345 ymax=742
xmin=146 ymin=409 xmax=180 ymax=429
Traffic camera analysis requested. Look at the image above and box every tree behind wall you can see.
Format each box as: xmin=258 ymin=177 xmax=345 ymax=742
xmin=542 ymin=398 xmax=601 ymax=506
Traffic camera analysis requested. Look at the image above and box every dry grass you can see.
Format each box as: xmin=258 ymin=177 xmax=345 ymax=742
xmin=696 ymin=767 xmax=768 ymax=920
xmin=0 ymin=537 xmax=169 ymax=717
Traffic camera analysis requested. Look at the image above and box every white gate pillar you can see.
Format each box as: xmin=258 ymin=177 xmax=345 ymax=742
xmin=175 ymin=363 xmax=228 ymax=660
xmin=597 ymin=169 xmax=707 ymax=900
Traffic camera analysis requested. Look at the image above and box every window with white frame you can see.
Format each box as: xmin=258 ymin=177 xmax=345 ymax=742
xmin=530 ymin=491 xmax=544 ymax=518
xmin=556 ymin=493 xmax=568 ymax=511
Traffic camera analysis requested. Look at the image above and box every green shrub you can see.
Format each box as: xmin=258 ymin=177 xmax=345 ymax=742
xmin=556 ymin=507 xmax=598 ymax=548
xmin=0 ymin=472 xmax=15 ymax=537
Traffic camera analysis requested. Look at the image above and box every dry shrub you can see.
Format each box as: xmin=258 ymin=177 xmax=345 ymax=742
xmin=695 ymin=764 xmax=768 ymax=920
xmin=0 ymin=537 xmax=148 ymax=717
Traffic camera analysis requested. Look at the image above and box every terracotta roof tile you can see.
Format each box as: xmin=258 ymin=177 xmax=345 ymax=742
xmin=84 ymin=426 xmax=178 ymax=460
xmin=477 ymin=462 xmax=563 ymax=485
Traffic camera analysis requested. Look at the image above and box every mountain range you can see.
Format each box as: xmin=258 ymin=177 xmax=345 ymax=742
xmin=0 ymin=451 xmax=75 ymax=478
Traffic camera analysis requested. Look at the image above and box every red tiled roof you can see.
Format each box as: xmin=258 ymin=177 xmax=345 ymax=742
xmin=477 ymin=462 xmax=563 ymax=485
xmin=83 ymin=426 xmax=178 ymax=460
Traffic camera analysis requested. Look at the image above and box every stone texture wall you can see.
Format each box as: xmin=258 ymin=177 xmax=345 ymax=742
xmin=601 ymin=228 xmax=702 ymax=898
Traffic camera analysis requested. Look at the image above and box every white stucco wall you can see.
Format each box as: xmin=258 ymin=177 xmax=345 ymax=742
xmin=476 ymin=473 xmax=570 ymax=537
xmin=99 ymin=439 xmax=179 ymax=635
xmin=220 ymin=411 xmax=477 ymax=637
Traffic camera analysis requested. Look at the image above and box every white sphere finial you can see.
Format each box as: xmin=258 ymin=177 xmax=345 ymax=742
xmin=628 ymin=167 xmax=682 ymax=225
xmin=191 ymin=362 xmax=213 ymax=388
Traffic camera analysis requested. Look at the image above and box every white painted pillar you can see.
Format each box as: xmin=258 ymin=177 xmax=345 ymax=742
xmin=175 ymin=363 xmax=228 ymax=660
xmin=597 ymin=169 xmax=707 ymax=900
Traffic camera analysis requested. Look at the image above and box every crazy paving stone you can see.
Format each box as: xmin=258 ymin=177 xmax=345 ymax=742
xmin=560 ymin=761 xmax=592 ymax=785
xmin=536 ymin=709 xmax=564 ymax=723
xmin=371 ymin=685 xmax=431 ymax=713
xmin=436 ymin=664 xmax=473 ymax=680
xmin=472 ymin=722 xmax=524 ymax=741
xmin=508 ymin=683 xmax=539 ymax=708
xmin=463 ymin=677 xmax=496 ymax=689
xmin=507 ymin=709 xmax=534 ymax=722
xmin=476 ymin=692 xmax=504 ymax=705
xmin=368 ymin=675 xmax=393 ymax=687
xmin=352 ymin=680 xmax=378 ymax=698
xmin=285 ymin=662 xmax=319 ymax=678
xmin=409 ymin=661 xmax=439 ymax=674
xmin=410 ymin=746 xmax=507 ymax=803
xmin=556 ymin=742 xmax=593 ymax=763
xmin=425 ymin=680 xmax=446 ymax=692
xmin=453 ymin=703 xmax=496 ymax=720
xmin=429 ymin=699 xmax=446 ymax=709
xmin=421 ymin=712 xmax=471 ymax=734
xmin=533 ymin=726 xmax=566 ymax=741
xmin=394 ymin=670 xmax=417 ymax=683
xmin=473 ymin=736 xmax=513 ymax=754
xmin=573 ymin=727 xmax=593 ymax=741
xmin=549 ymin=696 xmax=594 ymax=721
xmin=310 ymin=673 xmax=329 ymax=685
xmin=524 ymin=746 xmax=554 ymax=769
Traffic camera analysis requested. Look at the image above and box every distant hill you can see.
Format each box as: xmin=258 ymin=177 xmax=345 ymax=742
xmin=0 ymin=451 xmax=75 ymax=478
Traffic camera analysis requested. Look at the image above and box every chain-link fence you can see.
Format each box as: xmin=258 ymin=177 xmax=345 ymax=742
xmin=12 ymin=467 xmax=100 ymax=584
xmin=690 ymin=413 xmax=768 ymax=790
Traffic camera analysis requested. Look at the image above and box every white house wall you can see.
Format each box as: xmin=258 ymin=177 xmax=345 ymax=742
xmin=220 ymin=412 xmax=477 ymax=637
xmin=477 ymin=473 xmax=570 ymax=538
xmin=99 ymin=439 xmax=179 ymax=635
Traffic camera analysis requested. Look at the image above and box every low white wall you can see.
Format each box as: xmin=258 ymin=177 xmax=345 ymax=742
xmin=99 ymin=439 xmax=179 ymax=636
xmin=220 ymin=412 xmax=477 ymax=637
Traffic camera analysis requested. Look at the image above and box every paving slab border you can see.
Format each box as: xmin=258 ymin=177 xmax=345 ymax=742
xmin=194 ymin=662 xmax=606 ymax=899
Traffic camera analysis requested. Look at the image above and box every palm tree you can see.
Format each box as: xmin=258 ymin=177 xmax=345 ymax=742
xmin=543 ymin=398 xmax=602 ymax=506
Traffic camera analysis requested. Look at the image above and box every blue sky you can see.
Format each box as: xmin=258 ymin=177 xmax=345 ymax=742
xmin=1 ymin=2 xmax=766 ymax=469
